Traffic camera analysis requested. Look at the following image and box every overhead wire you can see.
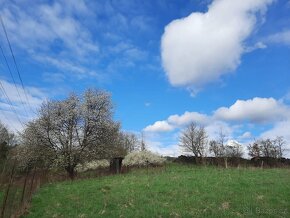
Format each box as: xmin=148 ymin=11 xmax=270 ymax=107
xmin=0 ymin=15 xmax=35 ymax=115
xmin=0 ymin=79 xmax=25 ymax=130
xmin=0 ymin=43 xmax=30 ymax=117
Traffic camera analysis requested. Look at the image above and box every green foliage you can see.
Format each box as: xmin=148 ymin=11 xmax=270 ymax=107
xmin=26 ymin=164 xmax=290 ymax=217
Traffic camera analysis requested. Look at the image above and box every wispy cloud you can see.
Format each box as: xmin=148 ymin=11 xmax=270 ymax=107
xmin=0 ymin=79 xmax=46 ymax=131
xmin=0 ymin=0 xmax=158 ymax=84
xmin=265 ymin=30 xmax=290 ymax=46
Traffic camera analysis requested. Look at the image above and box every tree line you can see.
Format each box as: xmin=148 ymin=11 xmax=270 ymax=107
xmin=179 ymin=122 xmax=288 ymax=167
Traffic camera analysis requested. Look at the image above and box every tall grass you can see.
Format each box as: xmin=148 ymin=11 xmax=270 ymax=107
xmin=26 ymin=164 xmax=290 ymax=217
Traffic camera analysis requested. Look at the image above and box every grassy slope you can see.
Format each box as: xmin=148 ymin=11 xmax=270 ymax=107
xmin=26 ymin=164 xmax=290 ymax=218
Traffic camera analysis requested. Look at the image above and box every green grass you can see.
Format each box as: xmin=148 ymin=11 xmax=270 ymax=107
xmin=26 ymin=164 xmax=290 ymax=218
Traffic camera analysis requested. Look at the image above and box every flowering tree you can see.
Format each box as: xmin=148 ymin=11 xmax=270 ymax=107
xmin=20 ymin=89 xmax=122 ymax=178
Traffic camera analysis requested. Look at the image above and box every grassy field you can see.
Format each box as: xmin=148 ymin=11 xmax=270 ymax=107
xmin=26 ymin=164 xmax=290 ymax=218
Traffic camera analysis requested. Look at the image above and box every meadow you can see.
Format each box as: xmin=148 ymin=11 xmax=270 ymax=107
xmin=25 ymin=164 xmax=290 ymax=218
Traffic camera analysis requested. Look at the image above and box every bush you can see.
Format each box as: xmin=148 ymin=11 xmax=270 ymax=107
xmin=76 ymin=159 xmax=110 ymax=172
xmin=123 ymin=150 xmax=165 ymax=167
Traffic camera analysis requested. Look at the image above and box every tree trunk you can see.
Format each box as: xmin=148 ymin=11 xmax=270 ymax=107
xmin=224 ymin=158 xmax=228 ymax=169
xmin=65 ymin=166 xmax=76 ymax=180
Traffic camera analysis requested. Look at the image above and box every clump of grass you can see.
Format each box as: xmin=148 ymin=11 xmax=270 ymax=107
xmin=26 ymin=164 xmax=290 ymax=217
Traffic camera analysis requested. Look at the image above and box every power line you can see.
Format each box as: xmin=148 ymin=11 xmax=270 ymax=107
xmin=0 ymin=15 xmax=34 ymax=114
xmin=0 ymin=79 xmax=25 ymax=129
xmin=0 ymin=43 xmax=30 ymax=117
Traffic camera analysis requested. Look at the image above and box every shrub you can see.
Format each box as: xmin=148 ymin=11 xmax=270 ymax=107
xmin=76 ymin=159 xmax=110 ymax=172
xmin=123 ymin=150 xmax=165 ymax=167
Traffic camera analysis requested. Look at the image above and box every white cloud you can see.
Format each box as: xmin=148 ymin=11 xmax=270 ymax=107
xmin=0 ymin=1 xmax=101 ymax=81
xmin=260 ymin=121 xmax=290 ymax=156
xmin=168 ymin=111 xmax=210 ymax=126
xmin=144 ymin=97 xmax=290 ymax=134
xmin=161 ymin=0 xmax=273 ymax=88
xmin=214 ymin=97 xmax=289 ymax=123
xmin=244 ymin=41 xmax=267 ymax=52
xmin=0 ymin=79 xmax=44 ymax=108
xmin=144 ymin=121 xmax=174 ymax=132
xmin=0 ymin=1 xmax=98 ymax=56
xmin=147 ymin=141 xmax=181 ymax=157
xmin=143 ymin=96 xmax=290 ymax=157
xmin=239 ymin=131 xmax=253 ymax=139
xmin=204 ymin=121 xmax=234 ymax=140
xmin=261 ymin=121 xmax=290 ymax=139
xmin=266 ymin=30 xmax=290 ymax=46
xmin=0 ymin=79 xmax=46 ymax=132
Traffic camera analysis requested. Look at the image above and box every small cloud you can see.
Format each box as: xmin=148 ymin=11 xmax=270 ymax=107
xmin=244 ymin=42 xmax=267 ymax=53
xmin=168 ymin=111 xmax=210 ymax=126
xmin=239 ymin=131 xmax=252 ymax=139
xmin=265 ymin=30 xmax=290 ymax=46
xmin=144 ymin=121 xmax=174 ymax=132
xmin=145 ymin=102 xmax=151 ymax=107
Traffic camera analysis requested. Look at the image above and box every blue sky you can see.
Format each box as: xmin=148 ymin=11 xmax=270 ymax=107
xmin=0 ymin=0 xmax=290 ymax=156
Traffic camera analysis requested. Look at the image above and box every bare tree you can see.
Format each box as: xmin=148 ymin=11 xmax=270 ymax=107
xmin=273 ymin=136 xmax=285 ymax=158
xmin=247 ymin=141 xmax=261 ymax=158
xmin=20 ymin=89 xmax=121 ymax=179
xmin=140 ymin=131 xmax=146 ymax=151
xmin=119 ymin=132 xmax=139 ymax=153
xmin=179 ymin=122 xmax=208 ymax=162
xmin=248 ymin=137 xmax=286 ymax=159
xmin=209 ymin=128 xmax=230 ymax=168
xmin=225 ymin=141 xmax=244 ymax=158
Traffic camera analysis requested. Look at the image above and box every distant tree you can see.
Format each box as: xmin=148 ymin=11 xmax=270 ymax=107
xmin=225 ymin=141 xmax=244 ymax=158
xmin=179 ymin=122 xmax=208 ymax=163
xmin=272 ymin=136 xmax=285 ymax=158
xmin=20 ymin=89 xmax=121 ymax=179
xmin=209 ymin=140 xmax=222 ymax=157
xmin=209 ymin=128 xmax=239 ymax=168
xmin=247 ymin=141 xmax=261 ymax=158
xmin=248 ymin=137 xmax=286 ymax=159
xmin=209 ymin=128 xmax=227 ymax=158
xmin=140 ymin=132 xmax=146 ymax=151
xmin=119 ymin=132 xmax=139 ymax=153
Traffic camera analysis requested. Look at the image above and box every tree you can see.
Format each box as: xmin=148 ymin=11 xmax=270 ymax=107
xmin=225 ymin=141 xmax=244 ymax=158
xmin=179 ymin=122 xmax=208 ymax=162
xmin=140 ymin=131 xmax=147 ymax=151
xmin=119 ymin=132 xmax=139 ymax=153
xmin=209 ymin=129 xmax=227 ymax=158
xmin=248 ymin=137 xmax=285 ymax=159
xmin=209 ymin=128 xmax=241 ymax=168
xmin=20 ymin=89 xmax=121 ymax=179
xmin=0 ymin=121 xmax=15 ymax=160
xmin=247 ymin=141 xmax=261 ymax=158
xmin=209 ymin=140 xmax=222 ymax=157
xmin=272 ymin=136 xmax=285 ymax=158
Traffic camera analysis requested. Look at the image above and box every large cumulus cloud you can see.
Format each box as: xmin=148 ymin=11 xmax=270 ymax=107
xmin=161 ymin=0 xmax=274 ymax=88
